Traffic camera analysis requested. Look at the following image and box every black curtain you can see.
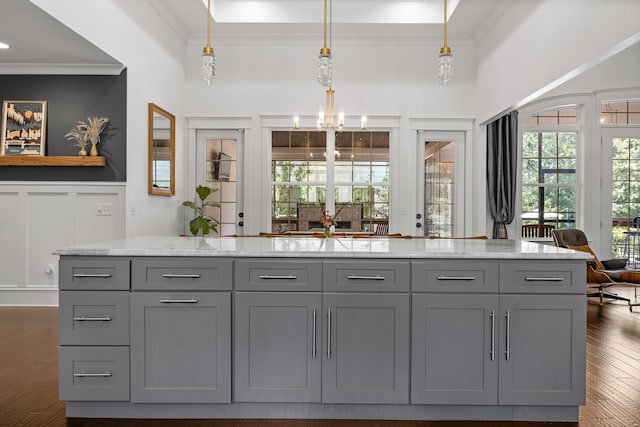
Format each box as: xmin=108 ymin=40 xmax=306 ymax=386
xmin=487 ymin=111 xmax=518 ymax=239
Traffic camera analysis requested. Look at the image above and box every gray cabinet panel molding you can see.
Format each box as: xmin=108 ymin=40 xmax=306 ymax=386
xmin=412 ymin=261 xmax=499 ymax=293
xmin=498 ymin=294 xmax=586 ymax=406
xmin=322 ymin=293 xmax=410 ymax=404
xmin=59 ymin=258 xmax=130 ymax=290
xmin=235 ymin=259 xmax=322 ymax=291
xmin=234 ymin=292 xmax=322 ymax=402
xmin=59 ymin=346 xmax=130 ymax=401
xmin=131 ymin=258 xmax=233 ymax=291
xmin=130 ymin=292 xmax=231 ymax=403
xmin=323 ymin=260 xmax=410 ymax=292
xmin=59 ymin=291 xmax=129 ymax=346
xmin=411 ymin=294 xmax=499 ymax=404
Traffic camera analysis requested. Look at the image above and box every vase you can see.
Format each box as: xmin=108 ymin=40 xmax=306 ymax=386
xmin=324 ymin=227 xmax=331 ymax=238
xmin=89 ymin=144 xmax=98 ymax=156
xmin=78 ymin=147 xmax=87 ymax=156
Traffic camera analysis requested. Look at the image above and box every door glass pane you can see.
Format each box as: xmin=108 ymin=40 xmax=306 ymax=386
xmin=205 ymin=138 xmax=237 ymax=236
xmin=612 ymin=137 xmax=640 ymax=259
xmin=424 ymin=141 xmax=455 ymax=237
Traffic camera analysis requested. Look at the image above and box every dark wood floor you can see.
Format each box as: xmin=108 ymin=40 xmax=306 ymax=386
xmin=1 ymin=290 xmax=639 ymax=427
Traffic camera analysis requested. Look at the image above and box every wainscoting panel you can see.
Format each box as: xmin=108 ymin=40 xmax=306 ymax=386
xmin=0 ymin=191 xmax=27 ymax=288
xmin=0 ymin=183 xmax=126 ymax=306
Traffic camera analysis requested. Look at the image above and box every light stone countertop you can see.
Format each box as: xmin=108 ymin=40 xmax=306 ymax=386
xmin=54 ymin=236 xmax=592 ymax=260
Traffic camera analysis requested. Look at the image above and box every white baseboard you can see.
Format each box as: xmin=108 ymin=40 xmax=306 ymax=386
xmin=0 ymin=288 xmax=59 ymax=306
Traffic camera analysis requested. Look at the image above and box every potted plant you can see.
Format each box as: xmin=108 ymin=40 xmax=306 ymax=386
xmin=182 ymin=185 xmax=220 ymax=236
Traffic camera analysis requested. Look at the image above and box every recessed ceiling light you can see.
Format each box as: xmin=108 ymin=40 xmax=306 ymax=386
xmin=0 ymin=42 xmax=9 ymax=49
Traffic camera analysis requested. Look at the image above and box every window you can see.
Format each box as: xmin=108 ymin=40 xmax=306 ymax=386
xmin=335 ymin=131 xmax=389 ymax=233
xmin=521 ymin=108 xmax=578 ymax=236
xmin=271 ymin=130 xmax=389 ymax=233
xmin=271 ymin=131 xmax=326 ymax=232
xmin=601 ymin=101 xmax=640 ymax=126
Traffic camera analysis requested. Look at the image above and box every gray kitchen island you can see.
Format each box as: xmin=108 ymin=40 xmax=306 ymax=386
xmin=55 ymin=236 xmax=590 ymax=422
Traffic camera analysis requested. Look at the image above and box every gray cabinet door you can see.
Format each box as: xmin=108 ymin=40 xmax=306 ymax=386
xmin=498 ymin=294 xmax=586 ymax=406
xmin=234 ymin=292 xmax=322 ymax=402
xmin=130 ymin=292 xmax=231 ymax=403
xmin=322 ymin=293 xmax=410 ymax=404
xmin=411 ymin=294 xmax=499 ymax=405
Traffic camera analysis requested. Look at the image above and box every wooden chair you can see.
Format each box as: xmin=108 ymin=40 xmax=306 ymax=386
xmin=522 ymin=224 xmax=554 ymax=238
xmin=375 ymin=223 xmax=389 ymax=236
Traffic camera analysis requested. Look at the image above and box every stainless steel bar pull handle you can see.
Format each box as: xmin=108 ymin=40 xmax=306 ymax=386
xmin=490 ymin=310 xmax=495 ymax=361
xmin=159 ymin=299 xmax=199 ymax=304
xmin=161 ymin=274 xmax=201 ymax=279
xmin=73 ymin=273 xmax=112 ymax=278
xmin=437 ymin=276 xmax=476 ymax=281
xmin=312 ymin=308 xmax=317 ymax=359
xmin=525 ymin=277 xmax=564 ymax=282
xmin=73 ymin=371 xmax=112 ymax=377
xmin=73 ymin=316 xmax=112 ymax=322
xmin=327 ymin=308 xmax=332 ymax=359
xmin=347 ymin=275 xmax=385 ymax=280
xmin=505 ymin=310 xmax=511 ymax=361
xmin=259 ymin=274 xmax=297 ymax=280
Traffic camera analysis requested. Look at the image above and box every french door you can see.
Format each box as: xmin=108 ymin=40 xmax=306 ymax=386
xmin=416 ymin=131 xmax=466 ymax=237
xmin=601 ymin=127 xmax=640 ymax=259
xmin=196 ymin=130 xmax=245 ymax=236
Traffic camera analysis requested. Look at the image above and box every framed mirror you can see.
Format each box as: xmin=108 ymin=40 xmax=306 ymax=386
xmin=148 ymin=103 xmax=175 ymax=196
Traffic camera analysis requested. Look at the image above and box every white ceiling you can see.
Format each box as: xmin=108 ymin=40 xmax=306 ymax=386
xmin=0 ymin=0 xmax=510 ymax=74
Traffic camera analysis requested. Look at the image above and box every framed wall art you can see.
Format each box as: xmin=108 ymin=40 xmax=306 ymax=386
xmin=1 ymin=100 xmax=47 ymax=156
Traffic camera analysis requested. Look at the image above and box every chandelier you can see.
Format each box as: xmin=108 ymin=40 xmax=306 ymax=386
xmin=293 ymin=0 xmax=366 ymax=131
xmin=437 ymin=0 xmax=453 ymax=86
xmin=201 ymin=0 xmax=216 ymax=86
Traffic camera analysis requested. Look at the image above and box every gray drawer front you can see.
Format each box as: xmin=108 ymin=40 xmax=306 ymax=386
xmin=500 ymin=262 xmax=585 ymax=294
xmin=59 ymin=346 xmax=129 ymax=401
xmin=131 ymin=258 xmax=233 ymax=290
xmin=59 ymin=291 xmax=129 ymax=346
xmin=235 ymin=259 xmax=322 ymax=291
xmin=59 ymin=258 xmax=130 ymax=290
xmin=323 ymin=260 xmax=410 ymax=292
xmin=412 ymin=261 xmax=499 ymax=293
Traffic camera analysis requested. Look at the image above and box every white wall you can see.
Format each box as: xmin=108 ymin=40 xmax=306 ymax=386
xmin=184 ymin=36 xmax=481 ymax=235
xmin=545 ymin=43 xmax=640 ymax=98
xmin=30 ymin=0 xmax=188 ymax=237
xmin=475 ymin=0 xmax=640 ymax=125
xmin=0 ymin=0 xmax=189 ymax=305
xmin=0 ymin=183 xmax=125 ymax=305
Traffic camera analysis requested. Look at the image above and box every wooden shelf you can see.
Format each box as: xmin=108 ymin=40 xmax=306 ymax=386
xmin=0 ymin=156 xmax=105 ymax=167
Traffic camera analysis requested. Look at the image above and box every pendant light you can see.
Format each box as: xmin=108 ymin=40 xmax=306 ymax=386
xmin=437 ymin=0 xmax=453 ymax=86
xmin=317 ymin=0 xmax=332 ymax=88
xmin=201 ymin=0 xmax=216 ymax=86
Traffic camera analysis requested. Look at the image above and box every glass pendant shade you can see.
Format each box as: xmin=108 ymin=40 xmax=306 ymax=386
xmin=438 ymin=50 xmax=452 ymax=86
xmin=318 ymin=53 xmax=332 ymax=87
xmin=201 ymin=49 xmax=216 ymax=86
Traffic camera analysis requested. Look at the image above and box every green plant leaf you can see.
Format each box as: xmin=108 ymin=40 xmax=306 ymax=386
xmin=196 ymin=185 xmax=212 ymax=201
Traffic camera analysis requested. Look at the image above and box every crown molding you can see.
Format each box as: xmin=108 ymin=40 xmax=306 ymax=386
xmin=0 ymin=63 xmax=125 ymax=75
